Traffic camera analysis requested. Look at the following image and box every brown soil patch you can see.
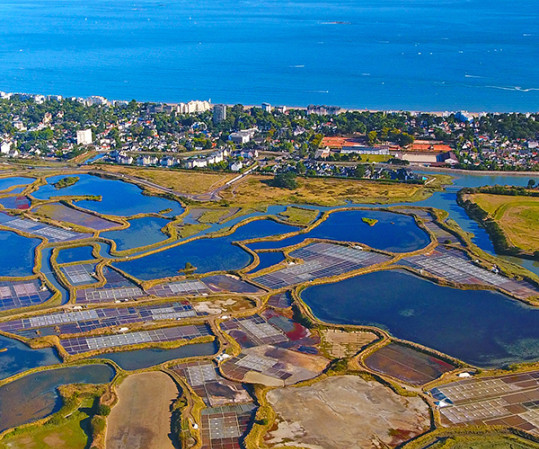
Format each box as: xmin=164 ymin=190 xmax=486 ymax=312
xmin=322 ymin=329 xmax=378 ymax=358
xmin=100 ymin=166 xmax=237 ymax=195
xmin=365 ymin=343 xmax=456 ymax=385
xmin=106 ymin=372 xmax=178 ymax=449
xmin=266 ymin=375 xmax=430 ymax=448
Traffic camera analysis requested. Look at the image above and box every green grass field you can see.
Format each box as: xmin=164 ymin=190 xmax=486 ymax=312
xmin=471 ymin=193 xmax=539 ymax=253
xmin=279 ymin=206 xmax=319 ymax=226
xmin=198 ymin=209 xmax=229 ymax=223
xmin=177 ymin=223 xmax=211 ymax=238
xmin=0 ymin=400 xmax=93 ymax=449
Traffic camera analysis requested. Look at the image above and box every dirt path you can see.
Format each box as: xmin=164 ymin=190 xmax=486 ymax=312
xmin=106 ymin=371 xmax=178 ymax=449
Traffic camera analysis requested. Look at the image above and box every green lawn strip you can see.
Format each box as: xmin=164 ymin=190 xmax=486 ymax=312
xmin=278 ymin=206 xmax=319 ymax=226
xmin=198 ymin=209 xmax=229 ymax=223
xmin=177 ymin=223 xmax=211 ymax=238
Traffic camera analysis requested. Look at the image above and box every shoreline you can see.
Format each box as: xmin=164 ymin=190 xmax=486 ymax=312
xmin=2 ymin=89 xmax=538 ymax=115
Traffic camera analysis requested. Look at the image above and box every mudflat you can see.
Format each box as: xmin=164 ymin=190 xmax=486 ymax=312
xmin=106 ymin=372 xmax=178 ymax=449
xmin=266 ymin=375 xmax=430 ymax=448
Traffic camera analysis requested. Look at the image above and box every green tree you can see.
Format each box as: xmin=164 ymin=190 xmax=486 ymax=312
xmin=355 ymin=164 xmax=366 ymax=178
xmin=367 ymin=130 xmax=378 ymax=144
xmin=271 ymin=172 xmax=298 ymax=189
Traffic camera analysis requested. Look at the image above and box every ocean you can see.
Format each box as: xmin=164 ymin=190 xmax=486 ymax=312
xmin=0 ymin=0 xmax=537 ymax=111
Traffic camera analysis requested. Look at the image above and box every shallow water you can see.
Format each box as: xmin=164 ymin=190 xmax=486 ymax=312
xmin=92 ymin=341 xmax=218 ymax=370
xmin=302 ymin=269 xmax=539 ymax=367
xmin=31 ymin=174 xmax=183 ymax=217
xmin=40 ymin=247 xmax=70 ymax=304
xmin=412 ymin=170 xmax=539 ymax=275
xmin=0 ymin=196 xmax=31 ymax=210
xmin=0 ymin=364 xmax=114 ymax=432
xmin=100 ymin=216 xmax=170 ymax=251
xmin=249 ymin=209 xmax=430 ymax=252
xmin=0 ymin=230 xmax=40 ymax=277
xmin=34 ymin=202 xmax=119 ymax=231
xmin=250 ymin=251 xmax=286 ymax=272
xmin=56 ymin=245 xmax=96 ymax=264
xmin=0 ymin=177 xmax=34 ymax=192
xmin=115 ymin=218 xmax=299 ymax=280
xmin=0 ymin=335 xmax=60 ymax=381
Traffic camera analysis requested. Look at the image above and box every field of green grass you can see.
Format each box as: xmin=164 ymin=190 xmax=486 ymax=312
xmin=177 ymin=223 xmax=211 ymax=238
xmin=0 ymin=400 xmax=93 ymax=449
xmin=279 ymin=206 xmax=319 ymax=225
xmin=471 ymin=193 xmax=539 ymax=253
xmin=198 ymin=209 xmax=229 ymax=223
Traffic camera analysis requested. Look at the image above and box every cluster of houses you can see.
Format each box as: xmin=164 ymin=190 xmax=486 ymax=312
xmin=458 ymin=138 xmax=538 ymax=169
xmin=0 ymin=91 xmax=537 ymax=173
xmin=112 ymin=148 xmax=258 ymax=172
xmin=263 ymin=158 xmax=423 ymax=182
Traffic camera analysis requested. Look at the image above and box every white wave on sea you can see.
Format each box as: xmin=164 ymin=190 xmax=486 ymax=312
xmin=484 ymin=85 xmax=539 ymax=92
xmin=464 ymin=74 xmax=485 ymax=79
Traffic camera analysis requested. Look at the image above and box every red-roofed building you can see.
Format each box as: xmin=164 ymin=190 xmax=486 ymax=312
xmin=320 ymin=136 xmax=348 ymax=149
xmin=410 ymin=142 xmax=453 ymax=152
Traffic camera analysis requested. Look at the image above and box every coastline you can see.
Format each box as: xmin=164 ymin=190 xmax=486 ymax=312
xmin=2 ymin=89 xmax=538 ymax=115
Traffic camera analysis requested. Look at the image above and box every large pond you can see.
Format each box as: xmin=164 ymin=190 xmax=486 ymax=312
xmin=0 ymin=177 xmax=34 ymax=192
xmin=115 ymin=219 xmax=299 ymax=280
xmin=31 ymin=174 xmax=183 ymax=217
xmin=92 ymin=341 xmax=218 ymax=370
xmin=100 ymin=216 xmax=170 ymax=251
xmin=301 ymin=269 xmax=539 ymax=367
xmin=0 ymin=364 xmax=114 ymax=432
xmin=0 ymin=230 xmax=40 ymax=277
xmin=0 ymin=335 xmax=60 ymax=381
xmin=249 ymin=209 xmax=430 ymax=252
xmin=56 ymin=245 xmax=96 ymax=264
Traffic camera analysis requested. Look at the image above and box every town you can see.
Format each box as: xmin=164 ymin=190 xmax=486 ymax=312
xmin=0 ymin=92 xmax=538 ymax=181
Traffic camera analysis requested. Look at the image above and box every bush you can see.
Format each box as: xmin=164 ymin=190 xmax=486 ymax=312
xmin=91 ymin=415 xmax=106 ymax=439
xmin=97 ymin=403 xmax=111 ymax=416
xmin=271 ymin=172 xmax=298 ymax=189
